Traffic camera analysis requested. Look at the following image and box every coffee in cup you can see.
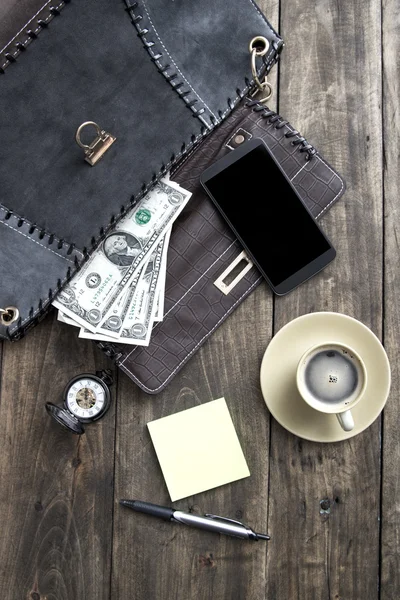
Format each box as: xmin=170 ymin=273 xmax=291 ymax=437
xmin=296 ymin=342 xmax=367 ymax=431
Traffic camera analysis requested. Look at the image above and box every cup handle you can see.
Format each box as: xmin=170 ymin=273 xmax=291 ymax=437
xmin=336 ymin=410 xmax=354 ymax=431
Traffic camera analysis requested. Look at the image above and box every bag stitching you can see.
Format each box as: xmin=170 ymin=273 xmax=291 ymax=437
xmin=0 ymin=220 xmax=75 ymax=263
xmin=126 ymin=0 xmax=281 ymax=127
xmin=0 ymin=206 xmax=84 ymax=259
xmin=314 ymin=155 xmax=345 ymax=216
xmin=170 ymin=138 xmax=204 ymax=177
xmin=290 ymin=160 xmax=309 ymax=182
xmin=141 ymin=0 xmax=218 ymax=120
xmin=246 ymin=0 xmax=279 ymax=38
xmin=251 ymin=113 xmax=345 ymax=211
xmin=6 ymin=265 xmax=72 ymax=333
xmin=0 ymin=0 xmax=66 ymax=73
xmin=0 ymin=0 xmax=51 ymax=55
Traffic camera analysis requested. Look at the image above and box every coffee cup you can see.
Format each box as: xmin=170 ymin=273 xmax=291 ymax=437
xmin=296 ymin=342 xmax=368 ymax=431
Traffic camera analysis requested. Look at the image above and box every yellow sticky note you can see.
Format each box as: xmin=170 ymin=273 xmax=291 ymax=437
xmin=147 ymin=398 xmax=250 ymax=501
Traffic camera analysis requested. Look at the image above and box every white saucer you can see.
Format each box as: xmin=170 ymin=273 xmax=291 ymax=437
xmin=260 ymin=312 xmax=391 ymax=442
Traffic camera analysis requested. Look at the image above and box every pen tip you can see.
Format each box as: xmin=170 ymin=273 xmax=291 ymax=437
xmin=119 ymin=499 xmax=135 ymax=507
xmin=257 ymin=533 xmax=270 ymax=541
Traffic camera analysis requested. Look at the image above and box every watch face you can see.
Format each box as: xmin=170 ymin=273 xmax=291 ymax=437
xmin=66 ymin=377 xmax=107 ymax=420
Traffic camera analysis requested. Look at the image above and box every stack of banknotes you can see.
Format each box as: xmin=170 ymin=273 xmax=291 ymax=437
xmin=53 ymin=177 xmax=192 ymax=346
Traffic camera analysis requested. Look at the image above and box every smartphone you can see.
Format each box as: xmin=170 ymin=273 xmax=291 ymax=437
xmin=200 ymin=138 xmax=336 ymax=295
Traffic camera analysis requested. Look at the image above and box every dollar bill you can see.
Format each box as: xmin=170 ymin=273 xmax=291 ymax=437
xmin=52 ymin=178 xmax=191 ymax=332
xmin=65 ymin=230 xmax=171 ymax=344
xmin=58 ymin=308 xmax=114 ymax=339
xmin=78 ymin=328 xmax=117 ymax=342
xmin=116 ymin=238 xmax=163 ymax=346
xmin=79 ymin=264 xmax=160 ymax=346
xmin=57 ymin=310 xmax=80 ymax=328
xmin=153 ymin=228 xmax=171 ymax=322
xmin=98 ymin=234 xmax=166 ymax=337
xmin=96 ymin=267 xmax=144 ymax=338
xmin=67 ymin=261 xmax=147 ymax=340
xmin=153 ymin=292 xmax=161 ymax=323
xmin=78 ymin=235 xmax=166 ymax=345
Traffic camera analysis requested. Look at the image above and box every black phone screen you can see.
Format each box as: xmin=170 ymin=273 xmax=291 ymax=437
xmin=202 ymin=142 xmax=332 ymax=288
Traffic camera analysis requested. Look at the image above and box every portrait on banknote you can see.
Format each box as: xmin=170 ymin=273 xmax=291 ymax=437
xmin=103 ymin=233 xmax=142 ymax=267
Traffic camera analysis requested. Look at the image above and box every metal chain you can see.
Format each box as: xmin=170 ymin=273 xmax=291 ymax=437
xmin=249 ymin=36 xmax=273 ymax=104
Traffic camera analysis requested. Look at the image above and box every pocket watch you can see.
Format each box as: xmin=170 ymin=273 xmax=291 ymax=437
xmin=46 ymin=370 xmax=113 ymax=434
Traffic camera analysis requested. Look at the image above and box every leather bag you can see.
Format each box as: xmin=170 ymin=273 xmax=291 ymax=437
xmin=0 ymin=0 xmax=282 ymax=339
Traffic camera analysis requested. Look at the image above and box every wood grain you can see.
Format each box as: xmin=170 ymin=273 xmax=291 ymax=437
xmin=380 ymin=0 xmax=400 ymax=597
xmin=0 ymin=313 xmax=116 ymax=600
xmin=266 ymin=0 xmax=383 ymax=598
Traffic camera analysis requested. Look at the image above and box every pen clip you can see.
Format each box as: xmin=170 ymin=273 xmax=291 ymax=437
xmin=204 ymin=514 xmax=245 ymax=527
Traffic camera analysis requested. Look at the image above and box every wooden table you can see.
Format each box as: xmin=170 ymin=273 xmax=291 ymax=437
xmin=1 ymin=1 xmax=399 ymax=598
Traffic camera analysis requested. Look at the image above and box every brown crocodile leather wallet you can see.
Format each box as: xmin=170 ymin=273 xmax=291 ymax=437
xmin=99 ymin=99 xmax=345 ymax=394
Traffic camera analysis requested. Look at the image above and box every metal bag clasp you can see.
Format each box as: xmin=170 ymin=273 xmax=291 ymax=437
xmin=75 ymin=121 xmax=116 ymax=166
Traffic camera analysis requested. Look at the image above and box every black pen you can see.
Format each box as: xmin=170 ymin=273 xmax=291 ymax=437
xmin=120 ymin=499 xmax=270 ymax=541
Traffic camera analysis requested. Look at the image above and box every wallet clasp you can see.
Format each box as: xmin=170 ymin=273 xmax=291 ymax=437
xmin=75 ymin=121 xmax=116 ymax=166
xmin=214 ymin=250 xmax=254 ymax=295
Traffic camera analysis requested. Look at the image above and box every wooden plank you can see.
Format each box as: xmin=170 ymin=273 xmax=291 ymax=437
xmin=266 ymin=0 xmax=383 ymax=599
xmin=380 ymin=0 xmax=400 ymax=597
xmin=0 ymin=313 xmax=116 ymax=600
xmin=112 ymin=285 xmax=273 ymax=600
